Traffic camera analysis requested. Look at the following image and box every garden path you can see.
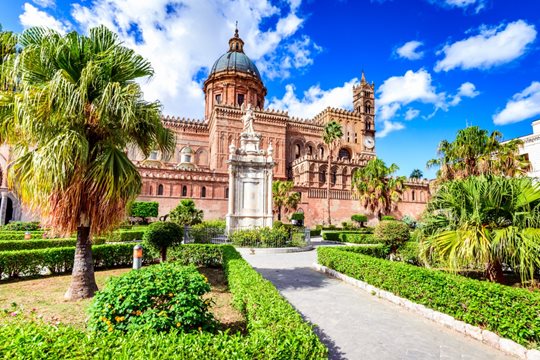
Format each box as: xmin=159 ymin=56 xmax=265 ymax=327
xmin=238 ymin=241 xmax=515 ymax=360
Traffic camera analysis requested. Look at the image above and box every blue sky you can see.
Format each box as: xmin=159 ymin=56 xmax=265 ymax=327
xmin=1 ymin=0 xmax=540 ymax=178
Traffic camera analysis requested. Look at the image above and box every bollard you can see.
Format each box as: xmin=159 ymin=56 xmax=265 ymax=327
xmin=24 ymin=231 xmax=32 ymax=240
xmin=133 ymin=244 xmax=143 ymax=270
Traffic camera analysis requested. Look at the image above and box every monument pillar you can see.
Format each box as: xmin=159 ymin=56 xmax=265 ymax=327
xmin=226 ymin=105 xmax=274 ymax=233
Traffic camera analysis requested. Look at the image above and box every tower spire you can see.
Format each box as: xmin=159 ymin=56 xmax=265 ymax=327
xmin=361 ymin=70 xmax=366 ymax=84
xmin=234 ymin=21 xmax=239 ymax=38
xmin=229 ymin=22 xmax=244 ymax=52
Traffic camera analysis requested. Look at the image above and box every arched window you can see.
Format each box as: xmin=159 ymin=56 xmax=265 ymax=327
xmin=295 ymin=144 xmax=301 ymax=159
xmin=157 ymin=184 xmax=164 ymax=196
xmin=201 ymin=186 xmax=206 ymax=198
xmin=319 ymin=147 xmax=324 ymax=159
xmin=338 ymin=148 xmax=351 ymax=160
xmin=365 ymin=104 xmax=372 ymax=114
xmin=307 ymin=145 xmax=313 ymax=156
xmin=366 ymin=122 xmax=371 ymax=130
xmin=331 ymin=167 xmax=337 ymax=185
xmin=182 ymin=185 xmax=188 ymax=197
xmin=149 ymin=186 xmax=153 ymax=195
xmin=225 ymin=187 xmax=229 ymax=199
xmin=319 ymin=166 xmax=327 ymax=183
xmin=412 ymin=190 xmax=415 ymax=201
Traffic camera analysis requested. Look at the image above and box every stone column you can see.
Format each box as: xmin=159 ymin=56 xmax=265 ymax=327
xmin=267 ymin=167 xmax=273 ymax=223
xmin=0 ymin=192 xmax=7 ymax=226
xmin=228 ymin=167 xmax=235 ymax=215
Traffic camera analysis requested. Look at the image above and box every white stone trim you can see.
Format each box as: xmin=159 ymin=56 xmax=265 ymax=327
xmin=312 ymin=263 xmax=539 ymax=360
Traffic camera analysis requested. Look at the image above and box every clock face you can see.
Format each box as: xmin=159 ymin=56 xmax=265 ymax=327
xmin=364 ymin=136 xmax=375 ymax=149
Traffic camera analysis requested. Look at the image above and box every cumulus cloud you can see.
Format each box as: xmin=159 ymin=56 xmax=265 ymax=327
xmin=19 ymin=3 xmax=69 ymax=34
xmin=267 ymin=78 xmax=358 ymax=118
xmin=493 ymin=82 xmax=540 ymax=125
xmin=396 ymin=41 xmax=424 ymax=60
xmin=404 ymin=108 xmax=420 ymax=120
xmin=377 ymin=120 xmax=405 ymax=138
xmin=21 ymin=0 xmax=318 ymax=118
xmin=428 ymin=0 xmax=487 ymax=13
xmin=449 ymin=82 xmax=480 ymax=106
xmin=32 ymin=0 xmax=55 ymax=7
xmin=435 ymin=20 xmax=537 ymax=72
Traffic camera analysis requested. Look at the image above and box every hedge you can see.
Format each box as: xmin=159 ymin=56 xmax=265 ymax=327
xmin=105 ymin=230 xmax=145 ymax=242
xmin=0 ymin=238 xmax=103 ymax=252
xmin=0 ymin=231 xmax=46 ymax=241
xmin=309 ymin=229 xmax=321 ymax=237
xmin=0 ymin=245 xmax=327 ymax=359
xmin=0 ymin=243 xmax=153 ymax=279
xmin=321 ymin=230 xmax=377 ymax=244
xmin=317 ymin=246 xmax=540 ymax=348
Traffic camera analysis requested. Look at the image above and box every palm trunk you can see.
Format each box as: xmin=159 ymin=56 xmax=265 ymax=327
xmin=65 ymin=225 xmax=98 ymax=300
xmin=161 ymin=247 xmax=167 ymax=262
xmin=277 ymin=205 xmax=282 ymax=221
xmin=486 ymin=260 xmax=505 ymax=284
xmin=327 ymin=149 xmax=332 ymax=225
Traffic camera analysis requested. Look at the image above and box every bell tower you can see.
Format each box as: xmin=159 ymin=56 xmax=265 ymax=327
xmin=353 ymin=71 xmax=376 ymax=135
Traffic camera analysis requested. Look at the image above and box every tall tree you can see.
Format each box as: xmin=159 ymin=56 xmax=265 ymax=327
xmin=352 ymin=158 xmax=406 ymax=220
xmin=427 ymin=126 xmax=530 ymax=182
xmin=169 ymin=199 xmax=204 ymax=226
xmin=409 ymin=169 xmax=423 ymax=179
xmin=419 ymin=175 xmax=540 ymax=284
xmin=322 ymin=120 xmax=343 ymax=225
xmin=272 ymin=180 xmax=300 ymax=221
xmin=0 ymin=26 xmax=174 ymax=300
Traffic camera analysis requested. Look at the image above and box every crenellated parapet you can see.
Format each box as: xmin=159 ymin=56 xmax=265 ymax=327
xmin=162 ymin=115 xmax=209 ymax=132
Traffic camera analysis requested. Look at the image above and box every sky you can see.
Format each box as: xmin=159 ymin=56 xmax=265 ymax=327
xmin=1 ymin=0 xmax=540 ymax=178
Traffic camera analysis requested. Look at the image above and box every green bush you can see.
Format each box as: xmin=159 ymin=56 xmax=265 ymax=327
xmin=169 ymin=199 xmax=203 ymax=226
xmin=106 ymin=230 xmax=145 ymax=242
xmin=309 ymin=228 xmax=321 ymax=237
xmin=229 ymin=227 xmax=295 ymax=248
xmin=397 ymin=240 xmax=420 ymax=265
xmin=0 ymin=245 xmax=327 ymax=359
xmin=129 ymin=201 xmax=159 ymax=224
xmin=189 ymin=220 xmax=226 ymax=244
xmin=1 ymin=221 xmax=40 ymax=231
xmin=169 ymin=244 xmax=224 ymax=267
xmin=336 ymin=244 xmax=389 ymax=258
xmin=351 ymin=214 xmax=368 ymax=226
xmin=0 ymin=243 xmax=153 ymax=279
xmin=322 ymin=230 xmax=375 ymax=242
xmin=0 ymin=238 xmax=102 ymax=252
xmin=318 ymin=247 xmax=540 ymax=348
xmin=290 ymin=212 xmax=304 ymax=221
xmin=0 ymin=231 xmax=46 ymax=241
xmin=321 ymin=231 xmax=341 ymax=241
xmin=381 ymin=215 xmax=395 ymax=221
xmin=143 ymin=222 xmax=183 ymax=261
xmin=88 ymin=262 xmax=215 ymax=333
xmin=374 ymin=220 xmax=410 ymax=252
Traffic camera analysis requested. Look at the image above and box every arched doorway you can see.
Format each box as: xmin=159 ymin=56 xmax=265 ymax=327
xmin=4 ymin=197 xmax=12 ymax=224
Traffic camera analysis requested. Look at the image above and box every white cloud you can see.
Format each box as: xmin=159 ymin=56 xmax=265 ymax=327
xmin=19 ymin=3 xmax=69 ymax=34
xmin=449 ymin=82 xmax=480 ymax=106
xmin=268 ymin=78 xmax=358 ymax=118
xmin=435 ymin=20 xmax=537 ymax=72
xmin=429 ymin=0 xmax=487 ymax=13
xmin=396 ymin=41 xmax=424 ymax=60
xmin=32 ymin=0 xmax=55 ymax=8
xmin=493 ymin=82 xmax=540 ymax=125
xmin=377 ymin=69 xmax=445 ymax=121
xmin=377 ymin=120 xmax=405 ymax=138
xmin=24 ymin=0 xmax=319 ymax=119
xmin=404 ymin=108 xmax=420 ymax=120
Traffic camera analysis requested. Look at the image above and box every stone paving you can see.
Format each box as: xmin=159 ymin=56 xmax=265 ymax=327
xmin=238 ymin=242 xmax=515 ymax=360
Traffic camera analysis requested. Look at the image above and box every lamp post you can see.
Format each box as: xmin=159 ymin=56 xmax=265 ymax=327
xmin=133 ymin=244 xmax=143 ymax=270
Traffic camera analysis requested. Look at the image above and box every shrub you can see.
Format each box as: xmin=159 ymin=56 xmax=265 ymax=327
xmin=401 ymin=215 xmax=417 ymax=228
xmin=321 ymin=231 xmax=340 ymax=241
xmin=142 ymin=222 xmax=183 ymax=261
xmin=129 ymin=201 xmax=159 ymax=224
xmin=322 ymin=230 xmax=375 ymax=243
xmin=188 ymin=220 xmax=226 ymax=244
xmin=169 ymin=199 xmax=203 ymax=226
xmin=397 ymin=241 xmax=420 ymax=265
xmin=381 ymin=215 xmax=395 ymax=221
xmin=229 ymin=227 xmax=294 ymax=248
xmin=104 ymin=230 xmax=145 ymax=242
xmin=0 ymin=231 xmax=46 ymax=241
xmin=2 ymin=221 xmax=40 ymax=231
xmin=374 ymin=220 xmax=410 ymax=253
xmin=341 ymin=221 xmax=355 ymax=230
xmin=273 ymin=220 xmax=283 ymax=228
xmin=317 ymin=246 xmax=540 ymax=348
xmin=169 ymin=244 xmax=224 ymax=267
xmin=290 ymin=212 xmax=304 ymax=221
xmin=0 ymin=238 xmax=106 ymax=252
xmin=336 ymin=244 xmax=389 ymax=258
xmin=351 ymin=214 xmax=367 ymax=227
xmin=88 ymin=262 xmax=215 ymax=333
xmin=310 ymin=228 xmax=321 ymax=237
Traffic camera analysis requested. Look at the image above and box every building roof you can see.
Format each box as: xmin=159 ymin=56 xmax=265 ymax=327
xmin=209 ymin=28 xmax=261 ymax=80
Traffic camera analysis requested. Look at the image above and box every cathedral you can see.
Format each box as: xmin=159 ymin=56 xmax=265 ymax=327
xmin=126 ymin=29 xmax=431 ymax=226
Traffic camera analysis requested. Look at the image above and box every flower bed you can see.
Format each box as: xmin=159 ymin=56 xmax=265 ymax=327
xmin=317 ymin=246 xmax=540 ymax=348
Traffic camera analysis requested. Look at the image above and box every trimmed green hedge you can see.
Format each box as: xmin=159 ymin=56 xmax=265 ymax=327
xmin=0 ymin=243 xmax=152 ymax=279
xmin=309 ymin=229 xmax=321 ymax=237
xmin=336 ymin=244 xmax=389 ymax=258
xmin=0 ymin=231 xmax=46 ymax=241
xmin=322 ymin=230 xmax=377 ymax=244
xmin=1 ymin=221 xmax=40 ymax=231
xmin=0 ymin=245 xmax=327 ymax=359
xmin=105 ymin=230 xmax=145 ymax=242
xmin=318 ymin=246 xmax=540 ymax=348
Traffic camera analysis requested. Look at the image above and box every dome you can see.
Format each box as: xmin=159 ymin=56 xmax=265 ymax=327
xmin=210 ymin=51 xmax=261 ymax=79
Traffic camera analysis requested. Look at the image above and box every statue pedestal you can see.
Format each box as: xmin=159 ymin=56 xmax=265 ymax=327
xmin=226 ymin=121 xmax=274 ymax=233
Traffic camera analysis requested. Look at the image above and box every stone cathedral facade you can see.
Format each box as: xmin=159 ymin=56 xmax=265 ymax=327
xmin=127 ymin=29 xmax=431 ymax=226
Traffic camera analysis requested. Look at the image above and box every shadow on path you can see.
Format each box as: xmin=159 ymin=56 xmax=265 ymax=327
xmin=254 ymin=267 xmax=330 ymax=291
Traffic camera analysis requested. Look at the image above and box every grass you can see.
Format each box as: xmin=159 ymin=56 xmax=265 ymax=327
xmin=0 ymin=266 xmax=245 ymax=332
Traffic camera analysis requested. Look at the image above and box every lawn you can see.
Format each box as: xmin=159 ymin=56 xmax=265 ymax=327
xmin=0 ymin=266 xmax=245 ymax=331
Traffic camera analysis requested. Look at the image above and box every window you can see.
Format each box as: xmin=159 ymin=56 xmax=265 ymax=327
xmin=366 ymin=122 xmax=371 ymax=130
xmin=157 ymin=184 xmax=164 ymax=196
xmin=182 ymin=185 xmax=188 ymax=197
xmin=295 ymin=144 xmax=301 ymax=159
xmin=338 ymin=148 xmax=351 ymax=160
xmin=201 ymin=186 xmax=206 ymax=198
xmin=319 ymin=147 xmax=324 ymax=158
xmin=237 ymin=94 xmax=245 ymax=106
xmin=149 ymin=150 xmax=158 ymax=160
xmin=365 ymin=104 xmax=371 ymax=114
xmin=319 ymin=167 xmax=327 ymax=183
xmin=149 ymin=186 xmax=153 ymax=195
xmin=307 ymin=145 xmax=313 ymax=156
xmin=412 ymin=190 xmax=415 ymax=201
xmin=225 ymin=187 xmax=229 ymax=199
xmin=215 ymin=94 xmax=222 ymax=104
xmin=354 ymin=133 xmax=358 ymax=143
xmin=331 ymin=168 xmax=337 ymax=185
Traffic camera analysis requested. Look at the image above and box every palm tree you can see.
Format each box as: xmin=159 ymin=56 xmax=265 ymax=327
xmin=419 ymin=176 xmax=540 ymax=284
xmin=0 ymin=26 xmax=174 ymax=300
xmin=322 ymin=120 xmax=343 ymax=225
xmin=352 ymin=158 xmax=406 ymax=220
xmin=272 ymin=180 xmax=300 ymax=221
xmin=410 ymin=169 xmax=423 ymax=179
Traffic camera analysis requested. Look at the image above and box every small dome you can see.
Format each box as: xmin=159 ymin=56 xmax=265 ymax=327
xmin=181 ymin=146 xmax=193 ymax=154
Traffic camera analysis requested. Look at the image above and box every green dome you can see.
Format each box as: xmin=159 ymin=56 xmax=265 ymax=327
xmin=210 ymin=51 xmax=261 ymax=79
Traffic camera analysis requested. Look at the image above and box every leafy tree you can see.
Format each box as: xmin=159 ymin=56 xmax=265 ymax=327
xmin=351 ymin=214 xmax=367 ymax=227
xmin=0 ymin=25 xmax=17 ymax=90
xmin=409 ymin=169 xmax=423 ymax=179
xmin=272 ymin=180 xmax=300 ymax=221
xmin=322 ymin=120 xmax=343 ymax=225
xmin=352 ymin=158 xmax=406 ymax=220
xmin=427 ymin=126 xmax=529 ymax=182
xmin=419 ymin=175 xmax=540 ymax=284
xmin=169 ymin=199 xmax=203 ymax=226
xmin=130 ymin=201 xmax=158 ymax=224
xmin=374 ymin=220 xmax=410 ymax=255
xmin=142 ymin=221 xmax=183 ymax=262
xmin=0 ymin=26 xmax=174 ymax=300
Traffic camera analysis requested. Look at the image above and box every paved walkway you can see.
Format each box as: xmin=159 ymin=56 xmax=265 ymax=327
xmin=238 ymin=242 xmax=515 ymax=360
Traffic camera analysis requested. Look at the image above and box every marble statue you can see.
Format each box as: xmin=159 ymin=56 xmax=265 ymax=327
xmin=241 ymin=104 xmax=255 ymax=134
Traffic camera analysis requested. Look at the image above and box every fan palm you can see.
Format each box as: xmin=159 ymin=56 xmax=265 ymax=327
xmin=420 ymin=176 xmax=540 ymax=284
xmin=322 ymin=120 xmax=343 ymax=225
xmin=352 ymin=158 xmax=406 ymax=220
xmin=0 ymin=26 xmax=175 ymax=300
xmin=272 ymin=180 xmax=300 ymax=221
xmin=410 ymin=169 xmax=423 ymax=179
